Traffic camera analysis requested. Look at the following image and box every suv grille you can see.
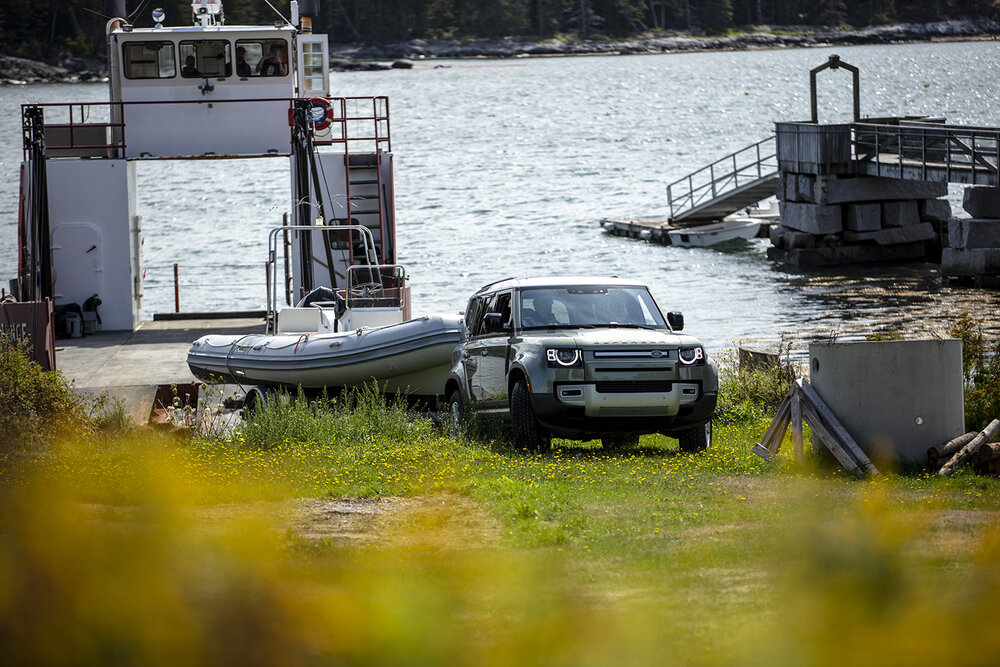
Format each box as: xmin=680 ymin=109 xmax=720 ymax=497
xmin=598 ymin=405 xmax=670 ymax=416
xmin=596 ymin=381 xmax=672 ymax=394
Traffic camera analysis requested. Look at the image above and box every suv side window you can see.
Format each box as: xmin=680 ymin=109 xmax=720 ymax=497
xmin=465 ymin=296 xmax=485 ymax=334
xmin=477 ymin=291 xmax=512 ymax=336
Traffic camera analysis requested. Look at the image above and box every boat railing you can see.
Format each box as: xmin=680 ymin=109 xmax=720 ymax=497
xmin=266 ymin=223 xmax=378 ymax=334
xmin=21 ymin=96 xmax=391 ymax=160
xmin=346 ymin=264 xmax=406 ymax=310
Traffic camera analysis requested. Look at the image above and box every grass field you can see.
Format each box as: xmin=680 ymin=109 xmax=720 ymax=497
xmin=3 ymin=388 xmax=1000 ymax=665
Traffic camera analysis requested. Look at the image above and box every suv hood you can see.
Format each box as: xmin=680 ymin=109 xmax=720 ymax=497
xmin=521 ymin=328 xmax=703 ymax=349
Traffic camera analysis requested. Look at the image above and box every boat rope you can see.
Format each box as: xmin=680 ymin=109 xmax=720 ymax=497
xmin=224 ymin=334 xmax=256 ymax=384
xmin=293 ymin=333 xmax=310 ymax=353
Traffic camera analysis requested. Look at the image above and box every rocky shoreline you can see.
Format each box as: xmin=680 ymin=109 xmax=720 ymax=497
xmin=331 ymin=19 xmax=999 ymax=69
xmin=3 ymin=19 xmax=997 ymax=82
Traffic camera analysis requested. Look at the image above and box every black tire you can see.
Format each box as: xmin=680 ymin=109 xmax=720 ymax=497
xmin=240 ymin=387 xmax=267 ymax=420
xmin=447 ymin=388 xmax=464 ymax=436
xmin=678 ymin=420 xmax=712 ymax=452
xmin=510 ymin=380 xmax=549 ymax=452
xmin=602 ymin=434 xmax=640 ymax=450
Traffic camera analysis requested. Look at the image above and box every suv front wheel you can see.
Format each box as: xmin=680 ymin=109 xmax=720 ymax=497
xmin=510 ymin=380 xmax=550 ymax=453
xmin=678 ymin=421 xmax=712 ymax=452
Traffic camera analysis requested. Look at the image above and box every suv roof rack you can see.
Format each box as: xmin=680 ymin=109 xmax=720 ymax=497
xmin=475 ymin=276 xmax=518 ymax=294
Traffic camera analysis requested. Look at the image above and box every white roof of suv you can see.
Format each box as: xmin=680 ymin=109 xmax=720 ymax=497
xmin=475 ymin=276 xmax=648 ymax=294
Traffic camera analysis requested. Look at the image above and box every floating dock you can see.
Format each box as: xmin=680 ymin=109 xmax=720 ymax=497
xmin=598 ymin=216 xmax=774 ymax=245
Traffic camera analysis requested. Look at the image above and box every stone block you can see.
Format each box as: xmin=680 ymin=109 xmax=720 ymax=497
xmin=919 ymin=198 xmax=952 ymax=223
xmin=948 ymin=218 xmax=1000 ymax=250
xmin=779 ymin=201 xmax=843 ymax=235
xmin=824 ymin=176 xmax=948 ymax=204
xmin=844 ymin=203 xmax=881 ymax=232
xmin=962 ymin=186 xmax=1000 ymax=218
xmin=777 ymin=174 xmax=801 ymax=202
xmin=797 ymin=174 xmax=816 ymax=203
xmin=770 ymin=224 xmax=817 ymax=250
xmin=843 ymin=222 xmax=936 ymax=246
xmin=943 ymin=248 xmax=987 ymax=277
xmin=881 ymin=200 xmax=920 ymax=228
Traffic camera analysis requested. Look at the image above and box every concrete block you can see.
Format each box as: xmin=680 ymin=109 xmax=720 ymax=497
xmin=779 ymin=201 xmax=843 ymax=235
xmin=778 ymin=174 xmax=801 ymax=202
xmin=843 ymin=222 xmax=936 ymax=246
xmin=797 ymin=174 xmax=816 ymax=203
xmin=963 ymin=187 xmax=1000 ymax=218
xmin=948 ymin=218 xmax=1000 ymax=250
xmin=809 ymin=340 xmax=965 ymax=466
xmin=943 ymin=248 xmax=988 ymax=277
xmin=920 ymin=198 xmax=952 ymax=223
xmin=881 ymin=200 xmax=920 ymax=228
xmin=770 ymin=224 xmax=817 ymax=250
xmin=844 ymin=203 xmax=881 ymax=232
xmin=824 ymin=176 xmax=948 ymax=204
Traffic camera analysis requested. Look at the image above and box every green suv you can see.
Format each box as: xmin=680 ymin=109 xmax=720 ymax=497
xmin=445 ymin=277 xmax=718 ymax=451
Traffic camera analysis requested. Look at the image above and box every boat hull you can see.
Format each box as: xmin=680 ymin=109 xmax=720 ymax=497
xmin=188 ymin=314 xmax=464 ymax=396
xmin=667 ymin=220 xmax=761 ymax=247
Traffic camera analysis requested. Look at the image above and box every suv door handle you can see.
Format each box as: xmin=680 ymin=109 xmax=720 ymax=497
xmin=480 ymin=350 xmax=488 ymax=356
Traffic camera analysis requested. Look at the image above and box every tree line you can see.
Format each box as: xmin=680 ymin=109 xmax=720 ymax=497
xmin=2 ymin=0 xmax=997 ymax=61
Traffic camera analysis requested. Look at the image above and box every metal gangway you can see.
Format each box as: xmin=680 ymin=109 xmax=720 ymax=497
xmin=666 ymin=135 xmax=779 ymax=224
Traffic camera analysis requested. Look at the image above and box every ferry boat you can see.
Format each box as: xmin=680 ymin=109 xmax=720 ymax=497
xmin=12 ymin=0 xmax=462 ymax=399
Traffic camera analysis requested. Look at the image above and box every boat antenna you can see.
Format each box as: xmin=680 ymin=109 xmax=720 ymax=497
xmin=127 ymin=0 xmax=153 ymax=23
xmin=261 ymin=0 xmax=292 ymax=25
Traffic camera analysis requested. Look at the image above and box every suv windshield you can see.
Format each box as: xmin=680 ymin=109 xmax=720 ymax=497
xmin=518 ymin=286 xmax=667 ymax=330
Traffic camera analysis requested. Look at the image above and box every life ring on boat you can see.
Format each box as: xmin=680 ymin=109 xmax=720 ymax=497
xmin=307 ymin=97 xmax=333 ymax=132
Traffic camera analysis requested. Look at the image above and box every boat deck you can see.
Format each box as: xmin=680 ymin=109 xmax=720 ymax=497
xmin=58 ymin=316 xmax=264 ymax=423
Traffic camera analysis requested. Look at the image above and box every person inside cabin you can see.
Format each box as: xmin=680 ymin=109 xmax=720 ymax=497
xmin=257 ymin=43 xmax=287 ymax=77
xmin=522 ymin=291 xmax=555 ymax=328
xmin=181 ymin=55 xmax=201 ymax=78
xmin=235 ymin=47 xmax=252 ymax=78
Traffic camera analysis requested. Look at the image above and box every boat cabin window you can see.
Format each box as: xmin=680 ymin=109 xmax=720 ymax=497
xmin=236 ymin=39 xmax=289 ymax=77
xmin=179 ymin=40 xmax=231 ymax=78
xmin=123 ymin=41 xmax=176 ymax=79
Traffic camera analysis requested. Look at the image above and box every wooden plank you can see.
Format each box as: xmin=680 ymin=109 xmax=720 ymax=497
xmin=791 ymin=390 xmax=804 ymax=465
xmin=939 ymin=419 xmax=1000 ymax=477
xmin=800 ymin=401 xmax=866 ymax=479
xmin=753 ymin=390 xmax=793 ymax=461
xmin=798 ymin=379 xmax=880 ymax=478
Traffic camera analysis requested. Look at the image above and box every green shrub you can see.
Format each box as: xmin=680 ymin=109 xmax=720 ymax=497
xmin=0 ymin=336 xmax=87 ymax=454
xmin=951 ymin=313 xmax=1000 ymax=431
xmin=715 ymin=346 xmax=796 ymax=424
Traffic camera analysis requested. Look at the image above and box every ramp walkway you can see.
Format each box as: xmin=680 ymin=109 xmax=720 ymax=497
xmin=666 ymin=135 xmax=778 ymax=225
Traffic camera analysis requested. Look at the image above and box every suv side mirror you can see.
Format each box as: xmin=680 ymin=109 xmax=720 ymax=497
xmin=483 ymin=312 xmax=505 ymax=333
xmin=667 ymin=311 xmax=684 ymax=331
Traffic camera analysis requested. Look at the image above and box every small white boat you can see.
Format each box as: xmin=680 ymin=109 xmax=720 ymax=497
xmin=667 ymin=219 xmax=761 ymax=248
xmin=188 ymin=229 xmax=464 ymax=398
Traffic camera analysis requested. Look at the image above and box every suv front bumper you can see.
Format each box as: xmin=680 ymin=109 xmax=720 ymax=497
xmin=530 ymin=384 xmax=717 ymax=438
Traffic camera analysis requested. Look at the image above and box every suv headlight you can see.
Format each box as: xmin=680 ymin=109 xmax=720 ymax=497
xmin=546 ymin=348 xmax=582 ymax=368
xmin=678 ymin=346 xmax=705 ymax=365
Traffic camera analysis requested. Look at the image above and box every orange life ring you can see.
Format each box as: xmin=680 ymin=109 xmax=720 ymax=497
xmin=308 ymin=97 xmax=333 ymax=132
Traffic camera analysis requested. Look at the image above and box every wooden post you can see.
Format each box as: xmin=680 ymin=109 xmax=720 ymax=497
xmin=939 ymin=419 xmax=1000 ymax=477
xmin=173 ymin=263 xmax=180 ymax=313
xmin=798 ymin=379 xmax=880 ymax=478
xmin=753 ymin=388 xmax=794 ymax=460
xmin=928 ymin=431 xmax=976 ymax=468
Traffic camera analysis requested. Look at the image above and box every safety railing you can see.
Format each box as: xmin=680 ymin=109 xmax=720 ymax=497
xmin=22 ymin=95 xmax=392 ymax=160
xmin=852 ymin=122 xmax=1000 ymax=186
xmin=666 ymin=135 xmax=777 ymax=221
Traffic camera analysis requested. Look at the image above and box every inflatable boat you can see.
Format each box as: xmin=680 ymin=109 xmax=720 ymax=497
xmin=188 ymin=258 xmax=464 ymax=398
xmin=187 ymin=313 xmax=463 ymax=395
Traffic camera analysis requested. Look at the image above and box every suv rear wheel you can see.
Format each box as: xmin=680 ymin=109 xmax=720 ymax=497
xmin=510 ymin=380 xmax=550 ymax=453
xmin=678 ymin=421 xmax=712 ymax=452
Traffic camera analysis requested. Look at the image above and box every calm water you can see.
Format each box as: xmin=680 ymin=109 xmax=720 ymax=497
xmin=2 ymin=40 xmax=999 ymax=353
